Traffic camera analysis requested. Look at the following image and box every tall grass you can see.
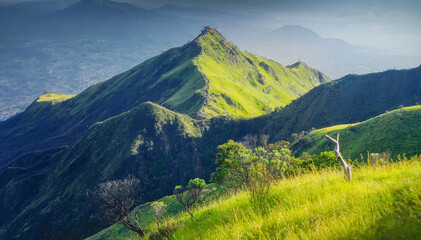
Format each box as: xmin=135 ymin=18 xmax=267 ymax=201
xmin=169 ymin=157 xmax=420 ymax=239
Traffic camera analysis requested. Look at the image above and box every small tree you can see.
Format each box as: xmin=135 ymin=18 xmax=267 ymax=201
xmin=88 ymin=176 xmax=145 ymax=239
xmin=211 ymin=140 xmax=249 ymax=188
xmin=151 ymin=201 xmax=167 ymax=227
xmin=174 ymin=178 xmax=206 ymax=217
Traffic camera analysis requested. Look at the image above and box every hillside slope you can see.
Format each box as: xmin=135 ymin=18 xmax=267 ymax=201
xmin=0 ymin=27 xmax=329 ymax=166
xmin=89 ymin=158 xmax=421 ymax=239
xmin=257 ymin=65 xmax=421 ymax=142
xmin=291 ymin=106 xmax=421 ymax=158
xmin=0 ymin=102 xmax=212 ymax=239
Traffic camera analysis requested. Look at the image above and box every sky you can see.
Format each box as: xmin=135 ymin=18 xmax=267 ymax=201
xmin=1 ymin=0 xmax=420 ymax=55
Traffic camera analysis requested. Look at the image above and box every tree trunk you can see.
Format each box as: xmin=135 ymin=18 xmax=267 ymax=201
xmin=325 ymin=133 xmax=351 ymax=181
xmin=134 ymin=229 xmax=145 ymax=239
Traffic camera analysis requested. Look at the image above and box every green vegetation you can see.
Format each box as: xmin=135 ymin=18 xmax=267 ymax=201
xmin=87 ymin=183 xmax=221 ymax=240
xmin=1 ymin=26 xmax=328 ymax=166
xmin=36 ymin=93 xmax=76 ymax=104
xmin=175 ymin=178 xmax=207 ymax=217
xmin=260 ymin=65 xmax=421 ymax=142
xmin=1 ymin=27 xmax=420 ymax=240
xmin=194 ymin=27 xmax=329 ymax=118
xmin=89 ymin=154 xmax=421 ymax=239
xmin=292 ymin=106 xmax=421 ymax=159
xmin=170 ymin=157 xmax=421 ymax=240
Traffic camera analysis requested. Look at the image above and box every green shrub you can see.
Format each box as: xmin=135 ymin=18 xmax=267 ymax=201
xmin=174 ymin=178 xmax=207 ymax=217
xmin=187 ymin=178 xmax=206 ymax=189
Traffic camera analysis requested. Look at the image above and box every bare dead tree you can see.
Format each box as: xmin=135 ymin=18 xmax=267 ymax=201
xmin=325 ymin=133 xmax=352 ymax=181
xmin=151 ymin=201 xmax=167 ymax=227
xmin=259 ymin=134 xmax=270 ymax=147
xmin=174 ymin=186 xmax=201 ymax=217
xmin=88 ymin=176 xmax=145 ymax=238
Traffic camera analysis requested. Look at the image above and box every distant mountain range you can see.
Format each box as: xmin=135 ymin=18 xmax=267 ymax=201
xmin=3 ymin=0 xmax=200 ymax=40
xmin=1 ymin=0 xmax=420 ymax=122
xmin=245 ymin=24 xmax=421 ymax=79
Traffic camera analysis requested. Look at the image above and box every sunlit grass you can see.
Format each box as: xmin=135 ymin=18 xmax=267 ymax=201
xmin=294 ymin=105 xmax=421 ymax=158
xmin=194 ymin=29 xmax=330 ymax=119
xmin=36 ymin=93 xmax=75 ymax=104
xmin=169 ymin=158 xmax=421 ymax=239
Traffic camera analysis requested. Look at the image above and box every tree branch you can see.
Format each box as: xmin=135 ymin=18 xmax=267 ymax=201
xmin=325 ymin=133 xmax=351 ymax=181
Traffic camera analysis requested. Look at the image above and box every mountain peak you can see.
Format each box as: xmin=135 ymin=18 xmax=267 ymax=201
xmin=200 ymin=26 xmax=217 ymax=35
xmin=194 ymin=26 xmax=224 ymax=42
xmin=192 ymin=26 xmax=239 ymax=54
xmin=287 ymin=61 xmax=307 ymax=68
xmin=269 ymin=25 xmax=321 ymax=40
xmin=79 ymin=0 xmax=111 ymax=5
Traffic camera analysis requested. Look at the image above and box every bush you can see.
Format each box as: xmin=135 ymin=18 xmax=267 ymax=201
xmin=174 ymin=178 xmax=207 ymax=217
xmin=187 ymin=178 xmax=206 ymax=189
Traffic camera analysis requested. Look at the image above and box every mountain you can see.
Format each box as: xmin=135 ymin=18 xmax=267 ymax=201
xmin=0 ymin=27 xmax=329 ymax=239
xmin=0 ymin=27 xmax=329 ymax=166
xmin=0 ymin=0 xmax=203 ymax=122
xmin=0 ymin=102 xmax=212 ymax=239
xmin=256 ymin=65 xmax=421 ymax=142
xmin=291 ymin=105 xmax=421 ymax=158
xmin=245 ymin=25 xmax=421 ymax=78
xmin=266 ymin=25 xmax=353 ymax=50
xmin=0 ymin=0 xmax=75 ymax=19
xmin=155 ymin=4 xmax=241 ymax=21
xmin=27 ymin=0 xmax=198 ymax=40
xmin=2 ymin=26 xmax=420 ymax=240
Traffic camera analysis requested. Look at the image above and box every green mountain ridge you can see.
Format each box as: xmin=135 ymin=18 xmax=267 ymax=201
xmin=0 ymin=102 xmax=207 ymax=239
xmin=0 ymin=26 xmax=329 ymax=166
xmin=291 ymin=105 xmax=421 ymax=158
xmin=258 ymin=65 xmax=421 ymax=142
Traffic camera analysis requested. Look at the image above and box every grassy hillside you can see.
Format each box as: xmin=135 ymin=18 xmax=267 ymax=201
xmin=36 ymin=93 xmax=76 ymax=104
xmin=194 ymin=28 xmax=329 ymax=118
xmin=89 ymin=157 xmax=421 ymax=239
xmin=0 ymin=101 xmax=253 ymax=240
xmin=291 ymin=106 xmax=421 ymax=159
xmin=0 ymin=27 xmax=328 ymax=166
xmin=258 ymin=65 xmax=421 ymax=142
xmin=0 ymin=102 xmax=208 ymax=239
xmin=86 ymin=184 xmax=221 ymax=240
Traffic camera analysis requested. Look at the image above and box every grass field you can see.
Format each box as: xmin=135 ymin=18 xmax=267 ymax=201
xmin=88 ymin=156 xmax=421 ymax=240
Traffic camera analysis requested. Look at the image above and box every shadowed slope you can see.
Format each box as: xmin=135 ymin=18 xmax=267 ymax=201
xmin=258 ymin=65 xmax=421 ymax=142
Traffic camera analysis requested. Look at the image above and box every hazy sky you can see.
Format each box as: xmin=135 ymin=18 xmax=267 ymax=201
xmin=1 ymin=0 xmax=420 ymax=55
